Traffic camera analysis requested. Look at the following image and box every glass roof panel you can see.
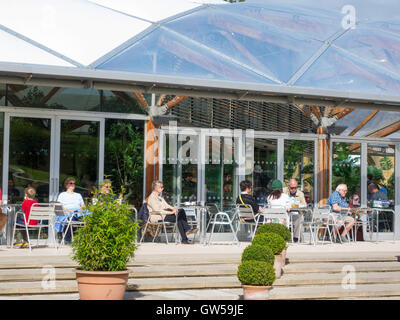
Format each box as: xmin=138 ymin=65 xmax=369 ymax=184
xmin=0 ymin=29 xmax=74 ymax=67
xmin=220 ymin=1 xmax=343 ymax=41
xmin=333 ymin=24 xmax=400 ymax=78
xmin=165 ymin=6 xmax=323 ymax=83
xmin=294 ymin=46 xmax=400 ymax=97
xmin=0 ymin=0 xmax=151 ymax=66
xmin=88 ymin=0 xmax=201 ymax=22
xmin=97 ymin=28 xmax=274 ymax=84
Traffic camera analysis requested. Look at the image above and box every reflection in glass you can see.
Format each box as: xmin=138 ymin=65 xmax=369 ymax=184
xmin=0 ymin=113 xmax=3 ymax=201
xmin=332 ymin=142 xmax=361 ymax=205
xmin=367 ymin=144 xmax=395 ymax=232
xmin=284 ymin=140 xmax=314 ymax=204
xmin=9 ymin=117 xmax=51 ymax=203
xmin=102 ymin=91 xmax=146 ymax=115
xmin=246 ymin=139 xmax=277 ymax=206
xmin=104 ymin=119 xmax=144 ymax=206
xmin=7 ymin=85 xmax=101 ymax=112
xmin=59 ymin=120 xmax=99 ymax=202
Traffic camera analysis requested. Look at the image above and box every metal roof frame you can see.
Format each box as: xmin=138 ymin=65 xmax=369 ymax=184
xmin=1 ymin=62 xmax=400 ymax=112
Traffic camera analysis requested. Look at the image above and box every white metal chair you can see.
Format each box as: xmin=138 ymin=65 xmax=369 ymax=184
xmin=206 ymin=204 xmax=239 ymax=245
xmin=11 ymin=203 xmax=57 ymax=252
xmin=235 ymin=204 xmax=263 ymax=240
xmin=139 ymin=211 xmax=178 ymax=244
xmin=308 ymin=208 xmax=333 ymax=245
xmin=56 ymin=205 xmax=86 ymax=249
xmin=261 ymin=206 xmax=293 ymax=241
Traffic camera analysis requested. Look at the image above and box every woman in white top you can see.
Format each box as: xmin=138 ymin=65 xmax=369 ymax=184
xmin=55 ymin=177 xmax=85 ymax=243
xmin=267 ymin=179 xmax=291 ymax=210
xmin=57 ymin=177 xmax=85 ymax=213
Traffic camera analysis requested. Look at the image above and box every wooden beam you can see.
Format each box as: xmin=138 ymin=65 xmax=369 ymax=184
xmin=145 ymin=117 xmax=159 ymax=198
xmin=348 ymin=110 xmax=379 ymax=136
xmin=311 ymin=105 xmax=322 ymax=120
xmin=133 ymin=92 xmax=148 ymax=108
xmin=317 ymin=127 xmax=330 ymax=206
xmin=330 ymin=107 xmax=346 ymax=116
xmin=336 ymin=108 xmax=354 ymax=120
xmin=40 ymin=87 xmax=60 ymax=104
xmin=367 ymin=120 xmax=400 ymax=138
xmin=157 ymin=94 xmax=167 ymax=106
xmin=165 ymin=96 xmax=186 ymax=109
xmin=294 ymin=104 xmax=311 ymax=118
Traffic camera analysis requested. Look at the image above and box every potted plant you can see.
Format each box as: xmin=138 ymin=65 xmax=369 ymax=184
xmin=237 ymin=260 xmax=276 ymax=300
xmin=256 ymin=223 xmax=291 ymax=265
xmin=252 ymin=233 xmax=286 ymax=278
xmin=71 ymin=187 xmax=139 ymax=300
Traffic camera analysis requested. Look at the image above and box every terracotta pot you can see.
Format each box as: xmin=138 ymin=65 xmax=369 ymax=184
xmin=75 ymin=269 xmax=130 ymax=300
xmin=242 ymin=285 xmax=272 ymax=300
xmin=274 ymin=255 xmax=282 ymax=279
xmin=281 ymin=245 xmax=288 ymax=266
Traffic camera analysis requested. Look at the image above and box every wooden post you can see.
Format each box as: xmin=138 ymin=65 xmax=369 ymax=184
xmin=145 ymin=117 xmax=159 ymax=198
xmin=317 ymin=127 xmax=330 ymax=207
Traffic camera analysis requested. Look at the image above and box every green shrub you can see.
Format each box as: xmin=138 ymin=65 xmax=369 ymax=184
xmin=256 ymin=223 xmax=291 ymax=242
xmin=252 ymin=233 xmax=286 ymax=255
xmin=71 ymin=188 xmax=140 ymax=271
xmin=241 ymin=244 xmax=274 ymax=265
xmin=237 ymin=260 xmax=276 ymax=286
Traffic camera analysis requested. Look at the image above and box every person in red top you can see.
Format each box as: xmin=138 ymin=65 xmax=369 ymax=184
xmin=21 ymin=187 xmax=38 ymax=225
xmin=14 ymin=187 xmax=38 ymax=248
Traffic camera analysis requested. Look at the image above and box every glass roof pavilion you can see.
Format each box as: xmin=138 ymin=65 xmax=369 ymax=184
xmin=0 ymin=0 xmax=400 ymax=109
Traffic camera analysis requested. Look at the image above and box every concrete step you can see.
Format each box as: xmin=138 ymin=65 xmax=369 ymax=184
xmin=0 ymin=264 xmax=239 ymax=282
xmin=283 ymin=261 xmax=400 ymax=274
xmin=269 ymin=283 xmax=400 ymax=300
xmin=275 ymin=271 xmax=400 ymax=286
xmin=0 ymin=276 xmax=241 ymax=295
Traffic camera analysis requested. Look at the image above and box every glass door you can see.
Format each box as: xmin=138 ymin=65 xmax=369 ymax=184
xmin=55 ymin=117 xmax=103 ymax=204
xmin=5 ymin=115 xmax=56 ymax=203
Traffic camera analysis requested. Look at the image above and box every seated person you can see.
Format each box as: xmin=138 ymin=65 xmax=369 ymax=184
xmin=147 ymin=180 xmax=198 ymax=245
xmin=283 ymin=179 xmax=307 ymax=207
xmin=92 ymin=179 xmax=121 ymax=203
xmin=282 ymin=179 xmax=305 ymax=242
xmin=268 ymin=179 xmax=303 ymax=242
xmin=236 ymin=180 xmax=264 ymax=223
xmin=368 ymin=183 xmax=388 ymax=202
xmin=327 ymin=184 xmax=355 ymax=242
xmin=55 ymin=177 xmax=87 ymax=243
xmin=14 ymin=187 xmax=38 ymax=248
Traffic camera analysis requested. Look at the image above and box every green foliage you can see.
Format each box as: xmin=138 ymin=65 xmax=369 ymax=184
xmin=237 ymin=260 xmax=275 ymax=286
xmin=105 ymin=120 xmax=144 ymax=206
xmin=252 ymin=232 xmax=286 ymax=255
xmin=284 ymin=140 xmax=308 ymax=182
xmin=71 ymin=187 xmax=140 ymax=271
xmin=241 ymin=244 xmax=274 ymax=265
xmin=256 ymin=223 xmax=291 ymax=242
xmin=380 ymin=156 xmax=393 ymax=171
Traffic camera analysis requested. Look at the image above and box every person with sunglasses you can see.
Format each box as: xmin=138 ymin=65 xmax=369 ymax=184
xmin=55 ymin=177 xmax=86 ymax=244
xmin=282 ymin=179 xmax=306 ymax=243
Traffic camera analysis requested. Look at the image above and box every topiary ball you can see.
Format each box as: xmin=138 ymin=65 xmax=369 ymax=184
xmin=241 ymin=244 xmax=274 ymax=266
xmin=257 ymin=223 xmax=291 ymax=242
xmin=252 ymin=232 xmax=286 ymax=255
xmin=237 ymin=260 xmax=276 ymax=286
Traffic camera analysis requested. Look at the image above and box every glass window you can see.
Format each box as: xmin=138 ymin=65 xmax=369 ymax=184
xmin=367 ymin=144 xmax=395 ymax=232
xmin=102 ymin=91 xmax=147 ymax=115
xmin=0 ymin=112 xmax=3 ymax=201
xmin=104 ymin=119 xmax=144 ymax=206
xmin=332 ymin=142 xmax=361 ymax=205
xmin=59 ymin=120 xmax=100 ymax=203
xmin=8 ymin=117 xmax=52 ymax=203
xmin=7 ymin=85 xmax=101 ymax=112
xmin=246 ymin=138 xmax=277 ymax=206
xmin=0 ymin=84 xmax=5 ymax=105
xmin=284 ymin=140 xmax=314 ymax=205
